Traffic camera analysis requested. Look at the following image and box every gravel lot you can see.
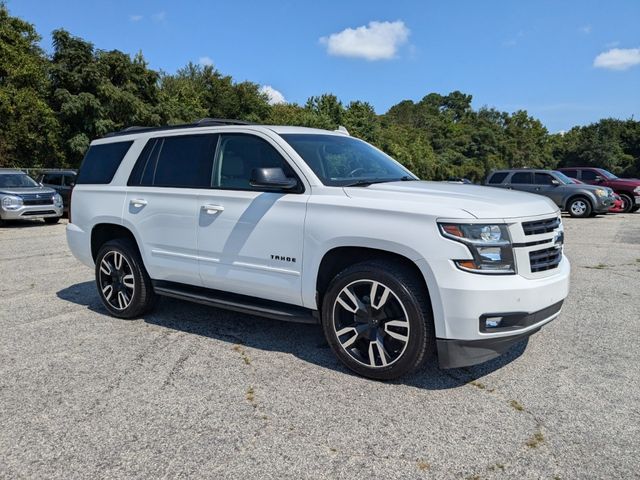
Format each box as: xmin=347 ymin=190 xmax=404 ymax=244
xmin=1 ymin=214 xmax=639 ymax=479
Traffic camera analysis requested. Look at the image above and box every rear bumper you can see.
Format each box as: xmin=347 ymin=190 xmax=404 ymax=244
xmin=66 ymin=222 xmax=94 ymax=268
xmin=436 ymin=300 xmax=563 ymax=368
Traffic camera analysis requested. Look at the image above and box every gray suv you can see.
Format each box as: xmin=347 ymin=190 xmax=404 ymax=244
xmin=485 ymin=169 xmax=614 ymax=218
xmin=0 ymin=169 xmax=64 ymax=225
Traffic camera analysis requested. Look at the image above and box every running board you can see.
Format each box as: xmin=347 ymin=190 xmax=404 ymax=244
xmin=152 ymin=280 xmax=318 ymax=324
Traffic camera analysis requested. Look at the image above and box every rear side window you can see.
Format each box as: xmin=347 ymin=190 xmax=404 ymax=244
xmin=76 ymin=142 xmax=133 ymax=184
xmin=128 ymin=134 xmax=218 ymax=188
xmin=487 ymin=172 xmax=508 ymax=184
xmin=511 ymin=172 xmax=533 ymax=184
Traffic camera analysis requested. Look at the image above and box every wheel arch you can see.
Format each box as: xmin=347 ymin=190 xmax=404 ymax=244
xmin=91 ymin=223 xmax=141 ymax=262
xmin=564 ymin=193 xmax=593 ymax=210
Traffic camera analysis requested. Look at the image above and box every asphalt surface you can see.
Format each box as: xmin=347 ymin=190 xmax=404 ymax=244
xmin=0 ymin=214 xmax=639 ymax=479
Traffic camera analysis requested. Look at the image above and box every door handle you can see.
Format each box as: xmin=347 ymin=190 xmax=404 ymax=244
xmin=202 ymin=204 xmax=224 ymax=214
xmin=130 ymin=198 xmax=147 ymax=207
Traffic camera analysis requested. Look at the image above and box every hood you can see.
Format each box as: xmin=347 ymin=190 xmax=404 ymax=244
xmin=605 ymin=178 xmax=640 ymax=187
xmin=343 ymin=181 xmax=558 ymax=219
xmin=0 ymin=186 xmax=56 ymax=196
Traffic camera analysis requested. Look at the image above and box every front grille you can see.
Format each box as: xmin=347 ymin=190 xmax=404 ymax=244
xmin=522 ymin=217 xmax=560 ymax=235
xmin=20 ymin=193 xmax=54 ymax=206
xmin=529 ymin=247 xmax=562 ymax=272
xmin=21 ymin=210 xmax=56 ymax=216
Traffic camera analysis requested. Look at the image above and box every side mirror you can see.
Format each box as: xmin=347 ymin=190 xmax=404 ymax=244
xmin=250 ymin=167 xmax=298 ymax=191
xmin=594 ymin=175 xmax=604 ymax=183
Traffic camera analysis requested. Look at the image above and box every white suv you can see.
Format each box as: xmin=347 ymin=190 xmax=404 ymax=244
xmin=67 ymin=119 xmax=570 ymax=380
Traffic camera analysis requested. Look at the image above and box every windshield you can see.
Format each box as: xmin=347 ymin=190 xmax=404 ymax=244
xmin=598 ymin=169 xmax=618 ymax=180
xmin=0 ymin=173 xmax=39 ymax=188
xmin=552 ymin=171 xmax=576 ymax=185
xmin=281 ymin=134 xmax=416 ymax=186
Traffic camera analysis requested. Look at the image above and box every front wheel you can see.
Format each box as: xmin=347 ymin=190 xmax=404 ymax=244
xmin=95 ymin=238 xmax=156 ymax=319
xmin=619 ymin=194 xmax=635 ymax=213
xmin=567 ymin=197 xmax=592 ymax=218
xmin=321 ymin=260 xmax=435 ymax=380
xmin=44 ymin=216 xmax=60 ymax=225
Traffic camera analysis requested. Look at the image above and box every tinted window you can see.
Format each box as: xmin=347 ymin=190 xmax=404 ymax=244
xmin=534 ymin=173 xmax=555 ymax=185
xmin=63 ymin=173 xmax=76 ymax=186
xmin=487 ymin=172 xmax=508 ymax=184
xmin=214 ymin=134 xmax=297 ymax=190
xmin=76 ymin=142 xmax=133 ymax=184
xmin=581 ymin=170 xmax=598 ymax=181
xmin=42 ymin=173 xmax=62 ymax=186
xmin=511 ymin=172 xmax=533 ymax=184
xmin=281 ymin=134 xmax=414 ymax=186
xmin=562 ymin=169 xmax=578 ymax=178
xmin=128 ymin=135 xmax=218 ymax=188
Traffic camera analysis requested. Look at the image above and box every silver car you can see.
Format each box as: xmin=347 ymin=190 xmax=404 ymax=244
xmin=0 ymin=169 xmax=64 ymax=225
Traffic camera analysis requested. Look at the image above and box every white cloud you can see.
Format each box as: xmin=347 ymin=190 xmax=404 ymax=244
xmin=593 ymin=47 xmax=640 ymax=70
xmin=152 ymin=11 xmax=167 ymax=23
xmin=260 ymin=85 xmax=286 ymax=105
xmin=319 ymin=20 xmax=410 ymax=61
xmin=129 ymin=14 xmax=143 ymax=22
xmin=198 ymin=56 xmax=214 ymax=67
xmin=580 ymin=24 xmax=592 ymax=34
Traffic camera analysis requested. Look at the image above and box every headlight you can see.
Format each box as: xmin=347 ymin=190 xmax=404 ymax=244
xmin=53 ymin=193 xmax=63 ymax=207
xmin=595 ymin=188 xmax=607 ymax=197
xmin=439 ymin=223 xmax=515 ymax=274
xmin=1 ymin=195 xmax=23 ymax=210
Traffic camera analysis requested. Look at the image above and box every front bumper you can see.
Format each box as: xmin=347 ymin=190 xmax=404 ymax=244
xmin=0 ymin=204 xmax=63 ymax=220
xmin=437 ymin=301 xmax=563 ymax=368
xmin=594 ymin=196 xmax=614 ymax=213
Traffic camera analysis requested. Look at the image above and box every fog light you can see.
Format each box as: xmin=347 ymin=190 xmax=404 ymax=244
xmin=485 ymin=317 xmax=503 ymax=329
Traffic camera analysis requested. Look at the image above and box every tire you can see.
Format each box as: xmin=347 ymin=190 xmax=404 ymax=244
xmin=631 ymin=206 xmax=640 ymax=213
xmin=95 ymin=238 xmax=156 ymax=319
xmin=567 ymin=197 xmax=592 ymax=218
xmin=44 ymin=217 xmax=60 ymax=225
xmin=321 ymin=260 xmax=435 ymax=380
xmin=619 ymin=194 xmax=634 ymax=213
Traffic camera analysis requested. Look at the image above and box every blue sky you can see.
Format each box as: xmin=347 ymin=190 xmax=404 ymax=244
xmin=8 ymin=0 xmax=640 ymax=132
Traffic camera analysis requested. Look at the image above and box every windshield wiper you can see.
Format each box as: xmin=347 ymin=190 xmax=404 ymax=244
xmin=343 ymin=176 xmax=417 ymax=187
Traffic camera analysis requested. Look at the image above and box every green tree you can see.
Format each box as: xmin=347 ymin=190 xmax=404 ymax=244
xmin=0 ymin=4 xmax=61 ymax=167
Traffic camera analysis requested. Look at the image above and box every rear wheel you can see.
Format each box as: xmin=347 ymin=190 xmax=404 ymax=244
xmin=567 ymin=197 xmax=592 ymax=218
xmin=95 ymin=238 xmax=156 ymax=318
xmin=321 ymin=260 xmax=435 ymax=380
xmin=630 ymin=205 xmax=640 ymax=213
xmin=619 ymin=194 xmax=634 ymax=213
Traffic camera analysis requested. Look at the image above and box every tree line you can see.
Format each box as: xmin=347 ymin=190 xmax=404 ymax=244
xmin=1 ymin=5 xmax=639 ymax=181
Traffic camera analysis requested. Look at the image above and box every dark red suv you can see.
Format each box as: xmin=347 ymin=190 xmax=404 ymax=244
xmin=557 ymin=167 xmax=640 ymax=213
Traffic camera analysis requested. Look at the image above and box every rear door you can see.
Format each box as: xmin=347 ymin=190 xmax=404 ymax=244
xmin=196 ymin=132 xmax=309 ymax=305
xmin=123 ymin=134 xmax=218 ymax=286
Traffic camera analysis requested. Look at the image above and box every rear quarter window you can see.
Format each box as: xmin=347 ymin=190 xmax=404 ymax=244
xmin=487 ymin=172 xmax=508 ymax=184
xmin=76 ymin=141 xmax=133 ymax=184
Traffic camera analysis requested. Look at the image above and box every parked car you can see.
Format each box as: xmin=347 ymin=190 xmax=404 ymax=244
xmin=0 ymin=169 xmax=63 ymax=225
xmin=571 ymin=178 xmax=624 ymax=213
xmin=37 ymin=169 xmax=77 ymax=214
xmin=66 ymin=119 xmax=570 ymax=380
xmin=557 ymin=167 xmax=640 ymax=213
xmin=485 ymin=169 xmax=614 ymax=218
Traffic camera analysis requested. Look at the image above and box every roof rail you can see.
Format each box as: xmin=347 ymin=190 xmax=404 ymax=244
xmin=103 ymin=118 xmax=255 ymax=138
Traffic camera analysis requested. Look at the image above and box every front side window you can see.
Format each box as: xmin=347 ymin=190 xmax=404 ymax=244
xmin=214 ymin=134 xmax=298 ymax=190
xmin=510 ymin=172 xmax=533 ymax=184
xmin=534 ymin=173 xmax=555 ymax=185
xmin=281 ymin=134 xmax=415 ymax=186
xmin=0 ymin=174 xmax=39 ymax=188
xmin=581 ymin=170 xmax=599 ymax=181
xmin=42 ymin=173 xmax=62 ymax=186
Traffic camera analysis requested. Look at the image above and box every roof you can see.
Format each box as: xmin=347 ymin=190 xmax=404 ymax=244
xmin=0 ymin=169 xmax=24 ymax=174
